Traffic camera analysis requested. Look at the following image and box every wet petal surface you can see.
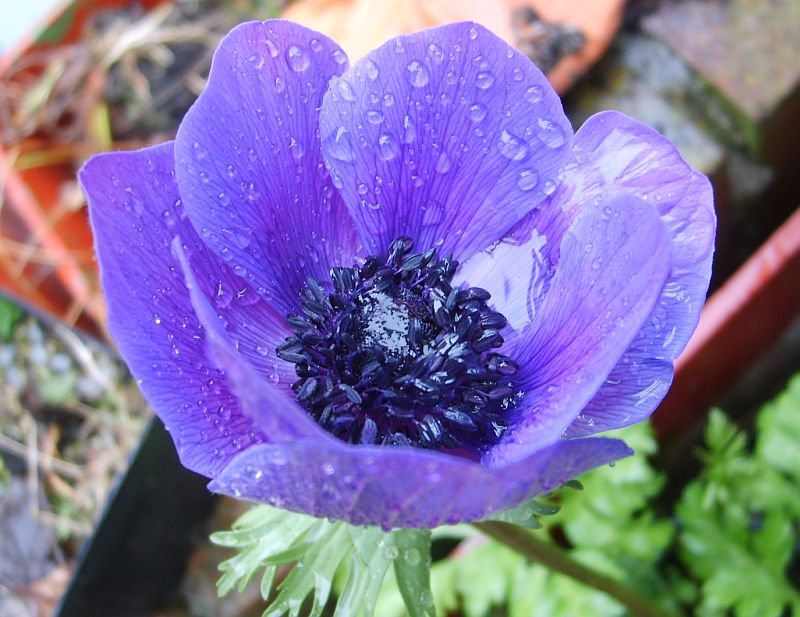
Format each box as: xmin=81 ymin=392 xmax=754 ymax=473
xmin=82 ymin=143 xmax=272 ymax=476
xmin=319 ymin=22 xmax=573 ymax=260
xmin=210 ymin=435 xmax=631 ymax=528
xmin=175 ymin=20 xmax=361 ymax=316
xmin=564 ymin=111 xmax=715 ymax=435
xmin=483 ymin=193 xmax=671 ymax=466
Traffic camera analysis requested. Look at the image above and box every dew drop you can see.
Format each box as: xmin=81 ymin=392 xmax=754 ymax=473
xmin=273 ymin=76 xmax=285 ymax=93
xmin=542 ymin=179 xmax=557 ymax=195
xmin=404 ymin=548 xmax=421 ymax=566
xmin=364 ymin=59 xmax=379 ymax=80
xmin=324 ymin=126 xmax=355 ymax=162
xmin=357 ymin=182 xmax=368 ymax=195
xmin=476 ymin=71 xmax=495 ymax=89
xmin=378 ymin=133 xmax=400 ymax=161
xmin=289 ymin=137 xmax=305 ymax=160
xmin=535 ymin=118 xmax=566 ymax=148
xmin=511 ymin=67 xmax=523 ymax=81
xmin=366 ymin=109 xmax=384 ymax=124
xmin=524 ymin=85 xmax=543 ymax=103
xmin=192 ymin=141 xmax=207 ymax=160
xmin=331 ymin=48 xmax=347 ymax=65
xmin=428 ymin=43 xmax=444 ymax=64
xmin=247 ymin=53 xmax=265 ymax=69
xmin=405 ymin=60 xmax=430 ymax=88
xmin=468 ymin=25 xmax=478 ymax=40
xmin=264 ymin=38 xmax=279 ymax=58
xmin=435 ymin=151 xmax=451 ymax=174
xmin=497 ymin=129 xmax=529 ymax=161
xmin=517 ymin=169 xmax=539 ymax=191
xmin=217 ymin=192 xmax=231 ymax=206
xmin=286 ymin=45 xmax=310 ymax=72
xmin=310 ymin=38 xmax=323 ymax=52
xmin=468 ymin=103 xmax=487 ymax=122
xmin=383 ymin=92 xmax=395 ymax=107
xmin=337 ymin=78 xmax=357 ymax=102
xmin=402 ymin=115 xmax=416 ymax=144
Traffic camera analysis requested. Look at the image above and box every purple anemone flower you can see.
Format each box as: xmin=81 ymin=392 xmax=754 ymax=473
xmin=80 ymin=20 xmax=715 ymax=529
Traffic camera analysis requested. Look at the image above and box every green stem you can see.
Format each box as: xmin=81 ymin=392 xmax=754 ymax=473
xmin=472 ymin=521 xmax=682 ymax=617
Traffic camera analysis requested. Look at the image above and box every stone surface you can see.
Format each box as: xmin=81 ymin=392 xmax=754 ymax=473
xmin=565 ymin=33 xmax=725 ymax=176
xmin=643 ymin=0 xmax=800 ymax=122
xmin=643 ymin=0 xmax=800 ymax=163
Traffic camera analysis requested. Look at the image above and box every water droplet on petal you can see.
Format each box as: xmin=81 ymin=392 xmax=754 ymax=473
xmin=468 ymin=26 xmax=478 ymax=40
xmin=405 ymin=60 xmax=429 ymax=88
xmin=535 ymin=118 xmax=566 ymax=148
xmin=511 ymin=67 xmax=523 ymax=81
xmin=428 ymin=43 xmax=444 ymax=64
xmin=331 ymin=48 xmax=347 ymax=64
xmin=476 ymin=71 xmax=495 ymax=89
xmin=247 ymin=54 xmax=265 ymax=69
xmin=310 ymin=38 xmax=322 ymax=52
xmin=286 ymin=44 xmax=310 ymax=72
xmin=366 ymin=109 xmax=384 ymax=124
xmin=524 ymin=85 xmax=543 ymax=103
xmin=402 ymin=115 xmax=416 ymax=143
xmin=378 ymin=133 xmax=400 ymax=161
xmin=497 ymin=130 xmax=529 ymax=161
xmin=337 ymin=78 xmax=357 ymax=102
xmin=468 ymin=103 xmax=487 ymax=122
xmin=364 ymin=59 xmax=379 ymax=79
xmin=542 ymin=179 xmax=557 ymax=195
xmin=383 ymin=92 xmax=395 ymax=107
xmin=517 ymin=169 xmax=539 ymax=191
xmin=217 ymin=192 xmax=231 ymax=206
xmin=264 ymin=39 xmax=279 ymax=58
xmin=192 ymin=141 xmax=207 ymax=160
xmin=357 ymin=182 xmax=368 ymax=195
xmin=289 ymin=137 xmax=305 ymax=160
xmin=435 ymin=152 xmax=451 ymax=174
xmin=324 ymin=126 xmax=355 ymax=162
xmin=273 ymin=76 xmax=285 ymax=93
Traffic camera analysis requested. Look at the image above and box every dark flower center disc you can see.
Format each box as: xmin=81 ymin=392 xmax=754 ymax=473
xmin=277 ymin=237 xmax=520 ymax=454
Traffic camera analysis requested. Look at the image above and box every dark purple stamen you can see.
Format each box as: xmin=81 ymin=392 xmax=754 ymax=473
xmin=277 ymin=237 xmax=520 ymax=453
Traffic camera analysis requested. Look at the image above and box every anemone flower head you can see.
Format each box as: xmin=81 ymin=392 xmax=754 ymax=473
xmin=81 ymin=20 xmax=715 ymax=529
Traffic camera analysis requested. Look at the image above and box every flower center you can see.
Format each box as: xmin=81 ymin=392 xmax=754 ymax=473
xmin=277 ymin=237 xmax=520 ymax=453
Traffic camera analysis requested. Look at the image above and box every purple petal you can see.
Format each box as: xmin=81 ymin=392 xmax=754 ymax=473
xmin=209 ymin=436 xmax=631 ymax=528
xmin=171 ymin=237 xmax=328 ymax=442
xmin=564 ymin=111 xmax=716 ymax=436
xmin=483 ymin=193 xmax=671 ymax=467
xmin=319 ymin=21 xmax=573 ymax=259
xmin=82 ymin=143 xmax=272 ymax=476
xmin=175 ymin=20 xmax=361 ymax=316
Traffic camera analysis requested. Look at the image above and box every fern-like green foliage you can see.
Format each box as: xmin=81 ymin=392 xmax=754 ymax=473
xmin=375 ymin=375 xmax=800 ymax=617
xmin=677 ymin=375 xmax=800 ymax=617
xmin=375 ymin=422 xmax=676 ymax=617
xmin=214 ymin=374 xmax=800 ymax=617
xmin=211 ymin=505 xmax=435 ymax=617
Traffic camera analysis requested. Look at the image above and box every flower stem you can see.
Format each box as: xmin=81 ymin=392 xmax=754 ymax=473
xmin=472 ymin=521 xmax=682 ymax=617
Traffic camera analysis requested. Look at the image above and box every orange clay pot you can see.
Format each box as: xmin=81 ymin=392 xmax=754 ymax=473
xmin=0 ymin=0 xmax=166 ymax=339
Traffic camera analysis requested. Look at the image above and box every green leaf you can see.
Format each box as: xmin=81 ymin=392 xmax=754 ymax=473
xmin=213 ymin=506 xmax=435 ymax=617
xmin=756 ymin=373 xmax=800 ymax=480
xmin=676 ymin=383 xmax=800 ymax=617
xmin=0 ymin=297 xmax=23 ymax=342
xmin=393 ymin=529 xmax=435 ymax=617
